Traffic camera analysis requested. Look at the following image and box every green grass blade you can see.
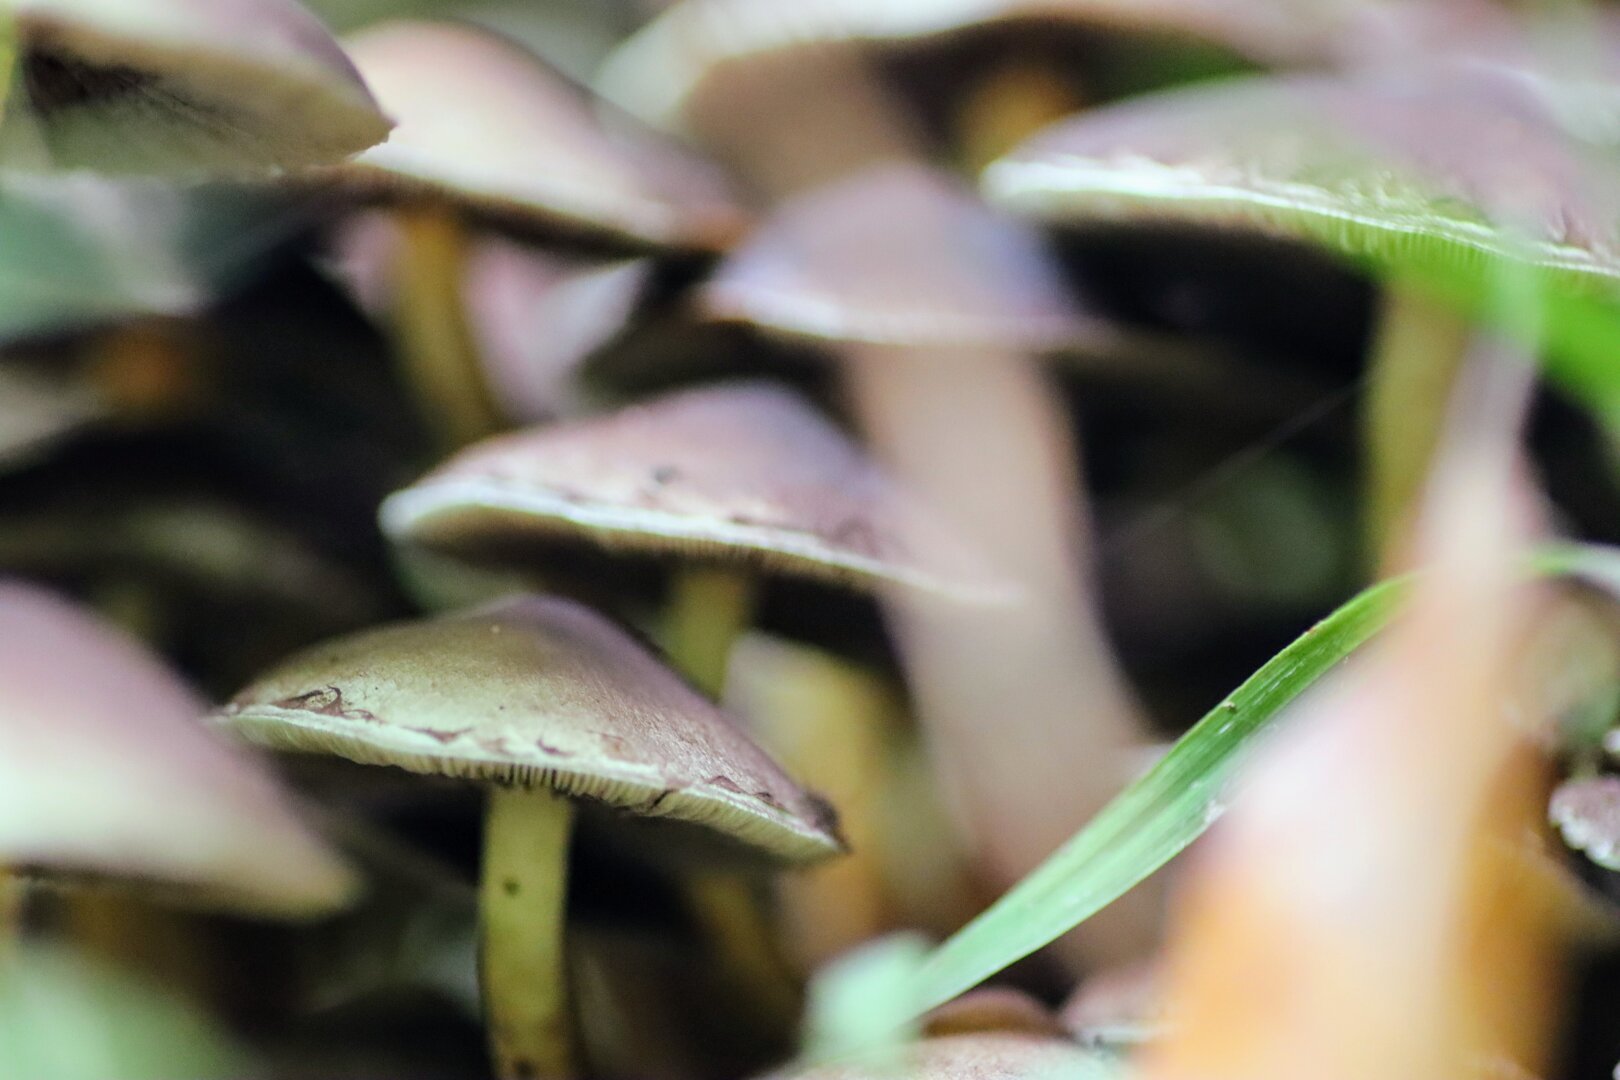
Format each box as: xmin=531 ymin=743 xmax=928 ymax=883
xmin=907 ymin=542 xmax=1620 ymax=1016
xmin=907 ymin=576 xmax=1409 ymax=1013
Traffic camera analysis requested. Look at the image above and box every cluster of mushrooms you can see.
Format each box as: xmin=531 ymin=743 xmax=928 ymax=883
xmin=8 ymin=0 xmax=1620 ymax=1078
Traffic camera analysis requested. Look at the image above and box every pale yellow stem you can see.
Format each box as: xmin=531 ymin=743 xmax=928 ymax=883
xmin=956 ymin=61 xmax=1084 ymax=176
xmin=660 ymin=566 xmax=757 ymax=699
xmin=394 ymin=206 xmax=501 ymax=449
xmin=481 ymin=787 xmax=575 ymax=1080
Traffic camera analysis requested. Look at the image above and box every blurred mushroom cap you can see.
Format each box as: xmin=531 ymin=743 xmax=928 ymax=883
xmin=985 ymin=66 xmax=1620 ymax=298
xmin=0 ymin=581 xmax=358 ymax=917
xmin=1551 ymin=774 xmax=1620 ymax=871
xmin=704 ymin=163 xmax=1097 ymax=349
xmin=759 ymin=1032 xmax=1119 ymax=1080
xmin=332 ymin=19 xmax=748 ymax=252
xmin=380 ymin=381 xmax=1013 ymax=603
xmin=217 ymin=594 xmax=844 ymax=864
xmin=2 ymin=0 xmax=390 ymax=174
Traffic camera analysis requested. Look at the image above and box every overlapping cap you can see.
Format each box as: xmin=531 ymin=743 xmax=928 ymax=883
xmin=703 ymin=162 xmax=1107 ymax=350
xmin=216 ymin=594 xmax=844 ymax=864
xmin=0 ymin=580 xmax=358 ymax=917
xmin=1 ymin=0 xmax=391 ymax=174
xmin=330 ymin=19 xmax=747 ymax=252
xmin=380 ymin=381 xmax=1014 ymax=603
xmin=984 ymin=64 xmax=1620 ymax=299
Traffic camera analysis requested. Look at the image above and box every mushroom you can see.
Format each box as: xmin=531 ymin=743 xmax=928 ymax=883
xmin=701 ymin=162 xmax=1156 ymax=967
xmin=982 ymin=62 xmax=1620 ymax=562
xmin=758 ymin=1032 xmax=1121 ymax=1080
xmin=213 ymin=593 xmax=843 ymax=1080
xmin=317 ymin=19 xmax=747 ymax=447
xmin=1551 ymin=774 xmax=1620 ymax=871
xmin=0 ymin=580 xmax=357 ymax=922
xmin=380 ymin=380 xmax=1009 ymax=695
xmin=598 ymin=0 xmax=1499 ymax=192
xmin=0 ymin=0 xmax=390 ymax=174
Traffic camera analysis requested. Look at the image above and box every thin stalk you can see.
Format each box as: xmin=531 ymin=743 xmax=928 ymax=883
xmin=1363 ymin=284 xmax=1473 ymax=571
xmin=955 ymin=60 xmax=1084 ymax=176
xmin=394 ymin=205 xmax=502 ymax=450
xmin=481 ymin=787 xmax=575 ymax=1080
xmin=0 ymin=871 xmax=20 ymax=965
xmin=660 ymin=566 xmax=757 ymax=699
xmin=659 ymin=566 xmax=799 ymax=1035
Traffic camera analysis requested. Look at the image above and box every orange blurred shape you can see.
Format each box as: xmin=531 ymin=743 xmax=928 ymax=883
xmin=1141 ymin=353 xmax=1582 ymax=1080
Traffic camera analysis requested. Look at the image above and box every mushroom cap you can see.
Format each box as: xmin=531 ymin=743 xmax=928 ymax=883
xmin=703 ymin=163 xmax=1096 ymax=350
xmin=330 ymin=19 xmax=747 ymax=252
xmin=984 ymin=65 xmax=1620 ymax=299
xmin=380 ymin=381 xmax=1011 ymax=603
xmin=215 ymin=594 xmax=844 ymax=865
xmin=597 ymin=0 xmax=1491 ymax=132
xmin=0 ymin=581 xmax=358 ymax=917
xmin=759 ymin=1033 xmax=1120 ymax=1080
xmin=1551 ymin=774 xmax=1620 ymax=871
xmin=2 ymin=0 xmax=390 ymax=175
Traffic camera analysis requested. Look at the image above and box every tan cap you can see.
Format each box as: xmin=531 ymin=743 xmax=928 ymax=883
xmin=216 ymin=594 xmax=844 ymax=864
xmin=330 ymin=19 xmax=748 ymax=252
xmin=0 ymin=580 xmax=358 ymax=917
xmin=2 ymin=0 xmax=391 ymax=174
xmin=380 ymin=381 xmax=1012 ymax=603
xmin=985 ymin=65 xmax=1620 ymax=299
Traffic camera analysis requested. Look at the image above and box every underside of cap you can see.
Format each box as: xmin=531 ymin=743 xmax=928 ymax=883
xmin=985 ymin=67 xmax=1620 ymax=300
xmin=216 ymin=594 xmax=845 ymax=865
xmin=379 ymin=382 xmax=1015 ymax=604
xmin=3 ymin=0 xmax=391 ymax=175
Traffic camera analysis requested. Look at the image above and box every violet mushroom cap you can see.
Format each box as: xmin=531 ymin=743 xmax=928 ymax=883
xmin=213 ymin=594 xmax=844 ymax=864
xmin=327 ymin=19 xmax=748 ymax=253
xmin=379 ymin=381 xmax=1014 ymax=605
xmin=703 ymin=162 xmax=1108 ymax=352
xmin=1 ymin=0 xmax=391 ymax=175
xmin=982 ymin=64 xmax=1620 ymax=301
xmin=0 ymin=580 xmax=358 ymax=918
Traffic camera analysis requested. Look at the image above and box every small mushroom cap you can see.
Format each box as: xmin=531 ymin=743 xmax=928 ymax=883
xmin=3 ymin=0 xmax=390 ymax=175
xmin=380 ymin=382 xmax=1012 ymax=603
xmin=703 ymin=163 xmax=1097 ymax=349
xmin=216 ymin=594 xmax=844 ymax=864
xmin=1551 ymin=774 xmax=1620 ymax=871
xmin=0 ymin=581 xmax=358 ymax=917
xmin=332 ymin=20 xmax=747 ymax=252
xmin=985 ymin=66 xmax=1620 ymax=297
xmin=759 ymin=1033 xmax=1120 ymax=1080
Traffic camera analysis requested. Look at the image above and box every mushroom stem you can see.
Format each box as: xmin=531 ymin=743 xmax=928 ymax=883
xmin=393 ymin=204 xmax=502 ymax=450
xmin=955 ymin=61 xmax=1084 ymax=176
xmin=0 ymin=872 xmax=21 ymax=961
xmin=481 ymin=786 xmax=576 ymax=1080
xmin=661 ymin=566 xmax=757 ymax=699
xmin=1362 ymin=283 xmax=1472 ymax=571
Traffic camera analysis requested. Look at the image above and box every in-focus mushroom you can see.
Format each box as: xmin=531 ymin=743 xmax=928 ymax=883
xmin=0 ymin=580 xmax=357 ymax=920
xmin=214 ymin=594 xmax=842 ymax=1080
xmin=983 ymin=63 xmax=1620 ymax=561
xmin=0 ymin=0 xmax=390 ymax=174
xmin=319 ymin=19 xmax=746 ymax=446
